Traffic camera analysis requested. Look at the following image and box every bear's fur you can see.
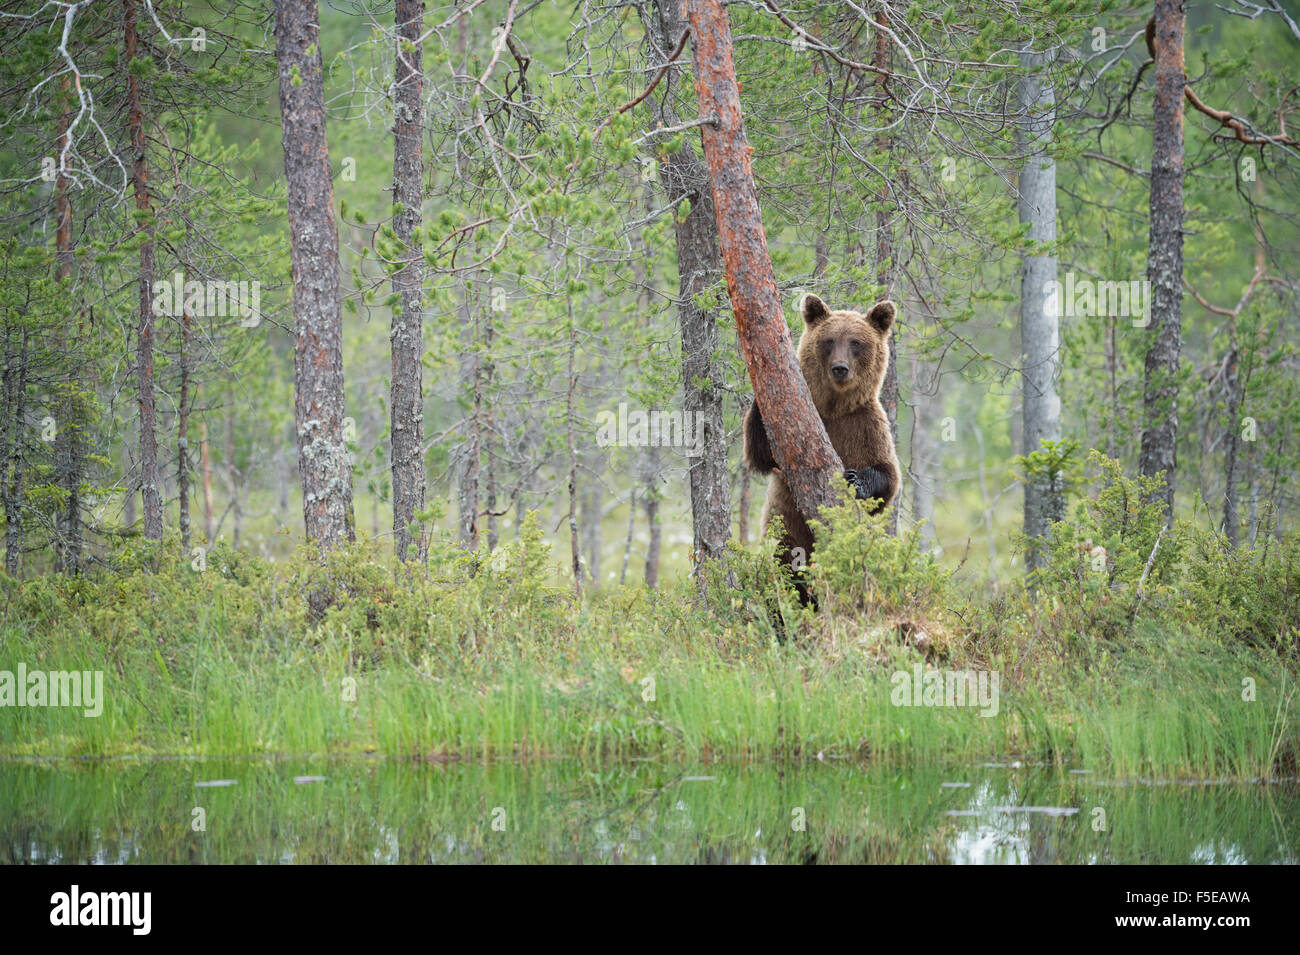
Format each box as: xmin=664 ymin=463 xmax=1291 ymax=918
xmin=743 ymin=292 xmax=901 ymax=590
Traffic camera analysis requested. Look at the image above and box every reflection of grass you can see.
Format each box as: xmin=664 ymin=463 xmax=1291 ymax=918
xmin=1 ymin=758 xmax=1294 ymax=864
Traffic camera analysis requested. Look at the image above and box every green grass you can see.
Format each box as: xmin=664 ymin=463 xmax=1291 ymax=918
xmin=5 ymin=460 xmax=1298 ymax=777
xmin=1 ymin=519 xmax=1293 ymax=778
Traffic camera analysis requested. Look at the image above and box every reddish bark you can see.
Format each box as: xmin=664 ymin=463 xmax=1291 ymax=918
xmin=683 ymin=0 xmax=841 ymax=522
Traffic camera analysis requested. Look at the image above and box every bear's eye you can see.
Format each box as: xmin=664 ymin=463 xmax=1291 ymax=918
xmin=849 ymin=340 xmax=861 ymax=350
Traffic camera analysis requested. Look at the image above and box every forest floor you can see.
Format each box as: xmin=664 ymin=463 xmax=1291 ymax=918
xmin=3 ymin=493 xmax=1296 ymax=780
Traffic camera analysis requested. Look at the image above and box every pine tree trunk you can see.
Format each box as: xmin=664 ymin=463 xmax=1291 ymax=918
xmin=1221 ymin=341 xmax=1241 ymax=547
xmin=199 ymin=417 xmax=214 ymax=543
xmin=873 ymin=11 xmax=901 ymax=536
xmin=566 ymin=284 xmax=581 ymax=594
xmin=391 ymin=0 xmax=427 ymax=562
xmin=644 ymin=0 xmax=731 ymax=571
xmin=1018 ymin=47 xmax=1062 ymax=570
xmin=457 ymin=285 xmax=480 ymax=549
xmin=274 ymin=0 xmax=355 ymax=548
xmin=683 ymin=0 xmax=841 ymax=522
xmin=642 ymin=445 xmax=661 ymax=588
xmin=178 ymin=303 xmax=192 ymax=550
xmin=53 ymin=80 xmax=83 ymax=573
xmin=1 ymin=328 xmax=27 ymax=575
xmin=1138 ymin=3 xmax=1186 ymax=520
xmin=484 ymin=309 xmax=498 ymax=552
xmin=126 ymin=0 xmax=162 ymax=541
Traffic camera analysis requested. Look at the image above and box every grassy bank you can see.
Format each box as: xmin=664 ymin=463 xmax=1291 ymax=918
xmin=2 ymin=462 xmax=1296 ymax=777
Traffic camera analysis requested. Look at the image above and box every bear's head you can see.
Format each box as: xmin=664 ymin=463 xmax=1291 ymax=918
xmin=796 ymin=293 xmax=895 ymax=412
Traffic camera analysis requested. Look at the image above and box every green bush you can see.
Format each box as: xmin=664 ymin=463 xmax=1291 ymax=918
xmin=1031 ymin=452 xmax=1186 ymax=642
xmin=808 ymin=492 xmax=953 ymax=627
xmin=1184 ymin=527 xmax=1299 ymax=654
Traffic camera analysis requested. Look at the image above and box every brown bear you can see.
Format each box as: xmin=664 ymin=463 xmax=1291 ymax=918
xmin=743 ymin=292 xmax=901 ymax=594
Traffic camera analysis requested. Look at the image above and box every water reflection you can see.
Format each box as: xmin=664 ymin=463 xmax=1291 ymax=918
xmin=1 ymin=758 xmax=1295 ymax=864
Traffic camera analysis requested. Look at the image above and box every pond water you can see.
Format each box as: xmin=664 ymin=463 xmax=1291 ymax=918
xmin=2 ymin=758 xmax=1296 ymax=864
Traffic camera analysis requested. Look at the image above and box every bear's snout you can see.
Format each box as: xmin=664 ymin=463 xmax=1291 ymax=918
xmin=831 ymin=362 xmax=851 ymax=381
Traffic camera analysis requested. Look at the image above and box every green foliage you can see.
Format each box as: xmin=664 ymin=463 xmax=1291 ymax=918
xmin=1031 ymin=453 xmax=1186 ymax=641
xmin=808 ymin=491 xmax=953 ymax=627
xmin=1184 ymin=527 xmax=1300 ymax=654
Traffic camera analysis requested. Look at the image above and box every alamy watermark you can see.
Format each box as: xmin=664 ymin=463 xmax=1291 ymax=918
xmin=595 ymin=402 xmax=706 ymax=456
xmin=151 ymin=272 xmax=261 ymax=327
xmin=0 ymin=664 xmax=103 ymax=717
xmin=50 ymin=885 xmax=150 ymax=935
xmin=891 ymin=663 xmax=999 ymax=717
xmin=1043 ymin=272 xmax=1151 ymax=327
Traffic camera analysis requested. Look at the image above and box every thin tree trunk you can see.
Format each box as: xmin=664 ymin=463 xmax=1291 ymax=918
xmin=178 ymin=302 xmax=192 ymax=550
xmin=873 ymin=11 xmax=900 ymax=536
xmin=1221 ymin=337 xmax=1241 ymax=547
xmin=275 ymin=0 xmax=355 ymax=549
xmin=684 ymin=0 xmax=841 ymax=522
xmin=53 ymin=77 xmax=83 ymax=573
xmin=2 ymin=329 xmax=27 ymax=574
xmin=486 ymin=432 xmax=499 ymax=552
xmin=642 ymin=445 xmax=661 ymax=588
xmin=1105 ymin=312 xmax=1118 ymax=459
xmin=1221 ymin=185 xmax=1267 ymax=548
xmin=391 ymin=0 xmax=427 ymax=562
xmin=199 ymin=417 xmax=214 ymax=543
xmin=126 ymin=0 xmax=162 ymax=541
xmin=1247 ymin=472 xmax=1259 ymax=548
xmin=457 ymin=285 xmax=480 ymax=549
xmin=565 ymin=275 xmax=581 ymax=594
xmin=1138 ymin=4 xmax=1186 ymax=520
xmin=620 ymin=485 xmax=636 ymax=585
xmin=1018 ymin=46 xmax=1062 ymax=571
xmin=483 ymin=307 xmax=497 ymax=552
xmin=736 ymin=464 xmax=750 ymax=544
xmin=644 ymin=0 xmax=730 ymax=574
xmin=814 ymin=234 xmax=828 ymax=280
xmin=224 ymin=388 xmax=241 ymax=549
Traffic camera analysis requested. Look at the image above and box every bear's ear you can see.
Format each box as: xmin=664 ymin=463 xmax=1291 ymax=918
xmin=867 ymin=300 xmax=896 ymax=334
xmin=801 ymin=293 xmax=831 ymax=326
